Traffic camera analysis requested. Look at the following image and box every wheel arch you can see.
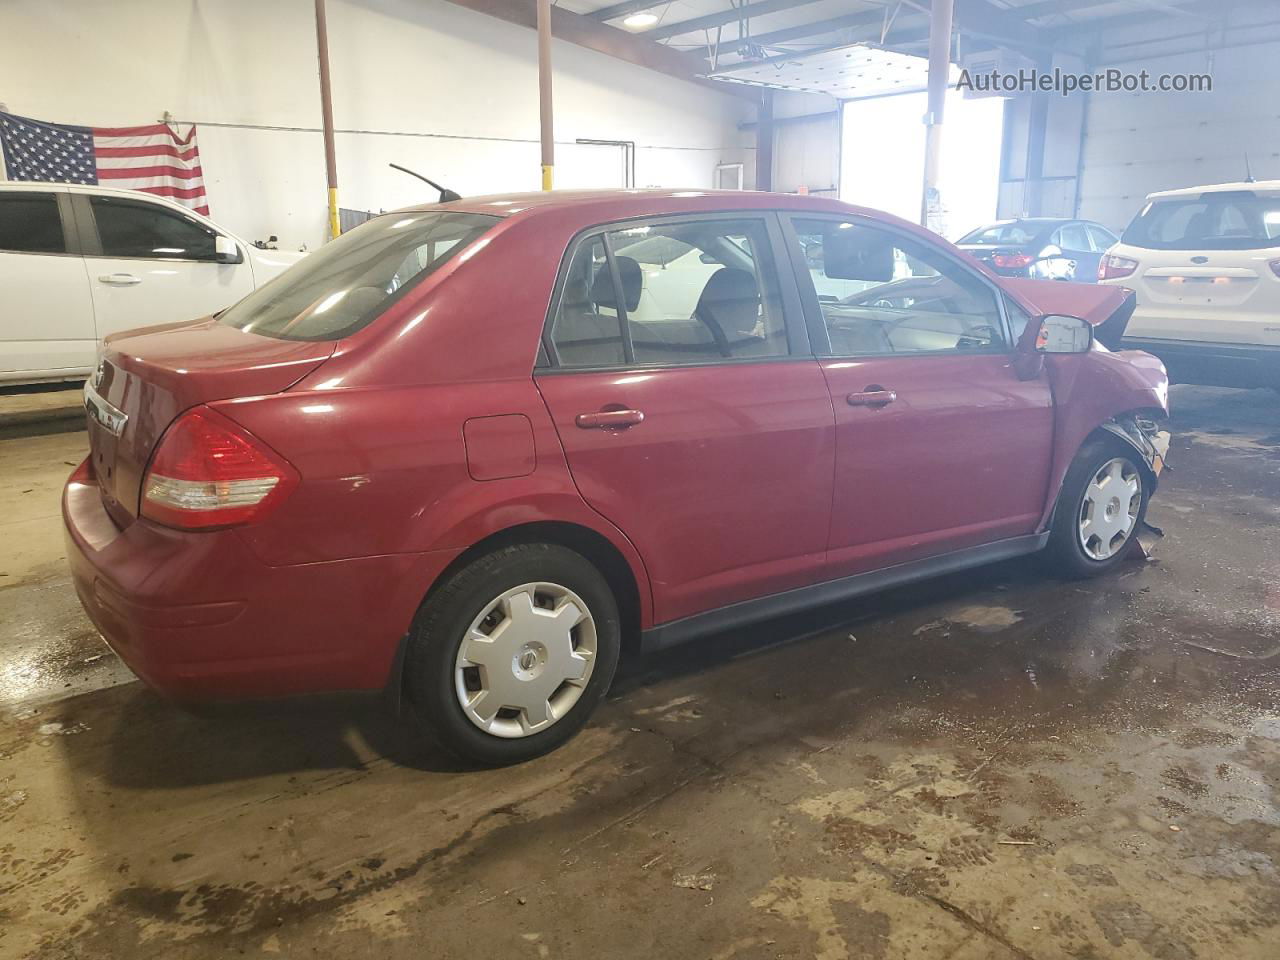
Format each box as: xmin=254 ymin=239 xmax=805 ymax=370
xmin=1038 ymin=406 xmax=1169 ymax=532
xmin=387 ymin=519 xmax=649 ymax=713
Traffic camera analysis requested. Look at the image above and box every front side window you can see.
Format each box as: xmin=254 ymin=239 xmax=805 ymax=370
xmin=1122 ymin=192 xmax=1280 ymax=250
xmin=550 ymin=218 xmax=788 ymax=368
xmin=0 ymin=192 xmax=65 ymax=253
xmin=218 ymin=211 xmax=498 ymax=341
xmin=91 ymin=195 xmax=220 ymax=260
xmin=793 ymin=217 xmax=1006 ymax=356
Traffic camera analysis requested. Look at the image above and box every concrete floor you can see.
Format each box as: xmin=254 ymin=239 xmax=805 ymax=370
xmin=2 ymin=385 xmax=1278 ymax=959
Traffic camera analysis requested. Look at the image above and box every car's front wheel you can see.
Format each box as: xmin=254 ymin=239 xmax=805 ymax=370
xmin=406 ymin=543 xmax=621 ymax=766
xmin=1047 ymin=437 xmax=1149 ymax=578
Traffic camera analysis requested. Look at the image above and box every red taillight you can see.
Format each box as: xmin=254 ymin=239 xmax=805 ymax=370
xmin=1099 ymin=254 xmax=1139 ymax=281
xmin=993 ymin=252 xmax=1034 ymax=269
xmin=141 ymin=406 xmax=298 ymax=530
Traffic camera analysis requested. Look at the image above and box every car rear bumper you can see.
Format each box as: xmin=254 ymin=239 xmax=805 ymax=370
xmin=62 ymin=459 xmax=458 ymax=702
xmin=1119 ymin=336 xmax=1280 ymax=389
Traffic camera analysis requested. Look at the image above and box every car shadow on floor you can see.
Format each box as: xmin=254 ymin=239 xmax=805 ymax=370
xmin=50 ymin=552 xmax=1065 ymax=789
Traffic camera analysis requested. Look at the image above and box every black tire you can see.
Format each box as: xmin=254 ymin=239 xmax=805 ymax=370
xmin=406 ymin=543 xmax=621 ymax=766
xmin=1046 ymin=436 xmax=1150 ymax=579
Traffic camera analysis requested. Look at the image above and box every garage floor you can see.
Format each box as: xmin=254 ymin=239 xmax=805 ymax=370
xmin=2 ymin=385 xmax=1278 ymax=959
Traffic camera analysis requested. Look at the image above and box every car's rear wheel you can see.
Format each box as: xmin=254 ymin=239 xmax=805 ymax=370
xmin=406 ymin=543 xmax=621 ymax=765
xmin=1047 ymin=438 xmax=1149 ymax=578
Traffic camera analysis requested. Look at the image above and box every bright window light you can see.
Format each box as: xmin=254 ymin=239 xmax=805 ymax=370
xmin=840 ymin=89 xmax=1005 ymax=241
xmin=622 ymin=12 xmax=659 ymax=29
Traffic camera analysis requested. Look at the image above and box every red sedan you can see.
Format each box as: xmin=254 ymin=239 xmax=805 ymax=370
xmin=64 ymin=190 xmax=1171 ymax=764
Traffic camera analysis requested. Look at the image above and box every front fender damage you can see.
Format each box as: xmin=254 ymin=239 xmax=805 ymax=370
xmin=1099 ymin=414 xmax=1171 ymax=485
xmin=1099 ymin=414 xmax=1172 ymax=538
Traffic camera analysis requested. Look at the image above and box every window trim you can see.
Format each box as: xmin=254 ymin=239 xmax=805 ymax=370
xmin=73 ymin=192 xmax=242 ymax=264
xmin=779 ymin=212 xmax=1016 ymax=361
xmin=0 ymin=189 xmax=78 ymax=257
xmin=538 ymin=210 xmax=810 ymax=373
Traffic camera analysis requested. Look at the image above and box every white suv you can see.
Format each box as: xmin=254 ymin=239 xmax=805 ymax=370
xmin=0 ymin=182 xmax=305 ymax=385
xmin=1099 ymin=180 xmax=1280 ymax=389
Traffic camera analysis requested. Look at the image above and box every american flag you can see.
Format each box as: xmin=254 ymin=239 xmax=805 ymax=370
xmin=0 ymin=111 xmax=209 ymax=215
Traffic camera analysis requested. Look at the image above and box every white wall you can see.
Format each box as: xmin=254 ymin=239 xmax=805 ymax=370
xmin=0 ymin=0 xmax=753 ymax=248
xmin=1069 ymin=1 xmax=1280 ymax=232
xmin=771 ymin=90 xmax=839 ymax=196
xmin=1077 ymin=38 xmax=1280 ymax=232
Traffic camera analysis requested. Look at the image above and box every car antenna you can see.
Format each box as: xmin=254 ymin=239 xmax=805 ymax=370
xmin=1244 ymin=153 xmax=1256 ymax=183
xmin=389 ymin=163 xmax=462 ymax=202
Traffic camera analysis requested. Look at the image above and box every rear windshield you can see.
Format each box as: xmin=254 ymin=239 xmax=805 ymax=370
xmin=218 ymin=211 xmax=498 ymax=340
xmin=1121 ymin=192 xmax=1280 ymax=251
xmin=957 ymin=223 xmax=1046 ymax=246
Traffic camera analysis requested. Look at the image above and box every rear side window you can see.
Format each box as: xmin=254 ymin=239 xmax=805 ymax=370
xmin=1122 ymin=192 xmax=1280 ymax=250
xmin=958 ymin=222 xmax=1037 ymax=245
xmin=1056 ymin=223 xmax=1090 ymax=251
xmin=0 ymin=192 xmax=65 ymax=253
xmin=1086 ymin=224 xmax=1117 ymax=252
xmin=91 ymin=195 xmax=219 ymax=260
xmin=218 ymin=211 xmax=498 ymax=341
xmin=548 ymin=237 xmax=626 ymax=368
xmin=549 ymin=217 xmax=788 ymax=368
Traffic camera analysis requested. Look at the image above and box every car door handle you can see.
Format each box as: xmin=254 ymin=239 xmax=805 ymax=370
xmin=575 ymin=409 xmax=645 ymax=429
xmin=98 ymin=273 xmax=141 ymax=286
xmin=847 ymin=389 xmax=897 ymax=408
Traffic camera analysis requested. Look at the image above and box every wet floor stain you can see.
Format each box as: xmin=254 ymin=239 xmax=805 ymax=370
xmin=1 ymin=385 xmax=1278 ymax=958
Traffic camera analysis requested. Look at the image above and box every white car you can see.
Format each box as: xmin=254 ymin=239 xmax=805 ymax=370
xmin=0 ymin=182 xmax=305 ymax=384
xmin=1099 ymin=180 xmax=1280 ymax=389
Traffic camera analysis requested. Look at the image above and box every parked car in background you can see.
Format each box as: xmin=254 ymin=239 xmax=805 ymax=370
xmin=1100 ymin=180 xmax=1280 ymax=389
xmin=0 ymin=182 xmax=305 ymax=385
xmin=64 ymin=190 xmax=1171 ymax=766
xmin=957 ymin=218 xmax=1118 ymax=282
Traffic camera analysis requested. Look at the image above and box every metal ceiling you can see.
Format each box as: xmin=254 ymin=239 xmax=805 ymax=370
xmin=555 ymin=0 xmax=1241 ymax=73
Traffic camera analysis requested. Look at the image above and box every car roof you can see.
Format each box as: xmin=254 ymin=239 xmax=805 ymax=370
xmin=399 ymin=188 xmax=868 ymax=223
xmin=1147 ymin=179 xmax=1280 ymax=199
xmin=0 ymin=179 xmax=233 ymax=229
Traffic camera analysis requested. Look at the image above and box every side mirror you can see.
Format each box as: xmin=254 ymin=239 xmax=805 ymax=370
xmin=1036 ymin=314 xmax=1093 ymax=354
xmin=214 ymin=235 xmax=242 ymax=264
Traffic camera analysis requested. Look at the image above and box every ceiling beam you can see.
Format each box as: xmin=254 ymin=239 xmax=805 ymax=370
xmin=1015 ymin=0 xmax=1208 ymax=21
xmin=711 ymin=9 xmax=895 ymax=57
xmin=947 ymin=0 xmax=1049 ymax=55
xmin=436 ymin=0 xmax=757 ymax=98
xmin=644 ymin=0 xmax=825 ymax=43
xmin=1047 ymin=0 xmax=1225 ymax=36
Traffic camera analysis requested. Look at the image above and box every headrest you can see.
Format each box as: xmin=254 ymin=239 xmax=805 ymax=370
xmin=590 ymin=255 xmax=642 ymax=312
xmin=697 ymin=267 xmax=758 ymax=309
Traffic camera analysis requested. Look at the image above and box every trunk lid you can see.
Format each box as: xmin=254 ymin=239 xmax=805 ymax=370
xmin=85 ymin=318 xmax=334 ymax=526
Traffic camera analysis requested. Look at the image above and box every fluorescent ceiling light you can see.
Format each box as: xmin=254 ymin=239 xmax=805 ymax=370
xmin=622 ymin=12 xmax=659 ymax=29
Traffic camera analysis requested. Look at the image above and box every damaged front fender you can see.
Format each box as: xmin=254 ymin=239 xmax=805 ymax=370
xmin=1099 ymin=414 xmax=1172 ymax=487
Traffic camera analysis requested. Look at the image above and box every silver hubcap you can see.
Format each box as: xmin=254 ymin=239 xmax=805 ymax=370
xmin=454 ymin=582 xmax=596 ymax=739
xmin=1078 ymin=457 xmax=1142 ymax=561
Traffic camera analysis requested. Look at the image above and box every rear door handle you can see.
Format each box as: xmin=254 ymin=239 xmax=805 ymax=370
xmin=98 ymin=273 xmax=141 ymax=286
xmin=575 ymin=409 xmax=645 ymax=429
xmin=847 ymin=389 xmax=897 ymax=408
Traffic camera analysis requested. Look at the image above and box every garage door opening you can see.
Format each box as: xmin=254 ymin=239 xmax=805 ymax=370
xmin=840 ymin=90 xmax=1004 ymax=241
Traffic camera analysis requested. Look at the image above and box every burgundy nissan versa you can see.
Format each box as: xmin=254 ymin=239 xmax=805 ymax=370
xmin=64 ymin=190 xmax=1172 ymax=765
